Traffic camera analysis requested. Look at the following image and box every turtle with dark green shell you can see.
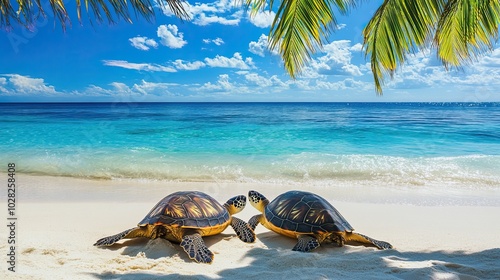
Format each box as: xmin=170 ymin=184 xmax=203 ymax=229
xmin=94 ymin=191 xmax=255 ymax=263
xmin=248 ymin=190 xmax=392 ymax=252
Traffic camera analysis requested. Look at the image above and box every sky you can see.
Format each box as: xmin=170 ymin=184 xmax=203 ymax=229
xmin=1 ymin=0 xmax=500 ymax=102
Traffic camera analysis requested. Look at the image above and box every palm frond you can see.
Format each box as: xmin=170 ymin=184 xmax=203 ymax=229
xmin=0 ymin=0 xmax=189 ymax=29
xmin=363 ymin=0 xmax=445 ymax=94
xmin=244 ymin=0 xmax=356 ymax=79
xmin=240 ymin=0 xmax=271 ymax=16
xmin=435 ymin=0 xmax=500 ymax=68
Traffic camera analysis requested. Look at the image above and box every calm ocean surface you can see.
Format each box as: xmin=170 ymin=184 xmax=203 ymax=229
xmin=1 ymin=102 xmax=499 ymax=189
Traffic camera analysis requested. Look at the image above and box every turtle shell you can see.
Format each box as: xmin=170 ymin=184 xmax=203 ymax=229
xmin=138 ymin=191 xmax=230 ymax=229
xmin=265 ymin=190 xmax=354 ymax=234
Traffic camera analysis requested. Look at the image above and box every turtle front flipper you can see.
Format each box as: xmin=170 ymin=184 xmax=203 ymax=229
xmin=94 ymin=227 xmax=146 ymax=246
xmin=230 ymin=217 xmax=255 ymax=243
xmin=292 ymin=235 xmax=320 ymax=252
xmin=180 ymin=232 xmax=214 ymax=264
xmin=346 ymin=232 xmax=393 ymax=250
xmin=248 ymin=214 xmax=263 ymax=231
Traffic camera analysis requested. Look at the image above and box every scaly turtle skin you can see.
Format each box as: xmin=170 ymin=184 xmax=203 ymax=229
xmin=248 ymin=190 xmax=392 ymax=252
xmin=94 ymin=191 xmax=255 ymax=264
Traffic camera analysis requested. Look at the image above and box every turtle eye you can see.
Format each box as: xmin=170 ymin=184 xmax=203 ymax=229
xmin=248 ymin=191 xmax=260 ymax=203
xmin=234 ymin=200 xmax=241 ymax=208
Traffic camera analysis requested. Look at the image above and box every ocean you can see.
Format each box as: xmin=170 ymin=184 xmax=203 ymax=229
xmin=1 ymin=102 xmax=499 ymax=191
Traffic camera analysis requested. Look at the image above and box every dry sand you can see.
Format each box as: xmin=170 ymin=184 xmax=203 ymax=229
xmin=1 ymin=174 xmax=499 ymax=279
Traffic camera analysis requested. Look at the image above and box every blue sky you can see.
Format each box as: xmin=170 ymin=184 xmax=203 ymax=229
xmin=1 ymin=0 xmax=499 ymax=102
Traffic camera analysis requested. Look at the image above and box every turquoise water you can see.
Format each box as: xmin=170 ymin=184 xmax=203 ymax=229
xmin=1 ymin=102 xmax=499 ymax=188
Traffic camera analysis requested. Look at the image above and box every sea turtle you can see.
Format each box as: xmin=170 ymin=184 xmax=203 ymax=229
xmin=248 ymin=190 xmax=392 ymax=252
xmin=94 ymin=191 xmax=255 ymax=263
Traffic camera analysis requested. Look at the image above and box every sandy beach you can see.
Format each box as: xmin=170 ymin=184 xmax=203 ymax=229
xmin=1 ymin=174 xmax=500 ymax=279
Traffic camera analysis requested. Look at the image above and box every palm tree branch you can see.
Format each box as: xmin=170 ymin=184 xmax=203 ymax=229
xmin=363 ymin=0 xmax=445 ymax=94
xmin=0 ymin=0 xmax=189 ymax=29
xmin=435 ymin=0 xmax=500 ymax=68
xmin=261 ymin=0 xmax=356 ymax=79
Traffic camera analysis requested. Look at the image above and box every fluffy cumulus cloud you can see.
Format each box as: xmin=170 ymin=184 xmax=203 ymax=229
xmin=102 ymin=60 xmax=177 ymax=72
xmin=242 ymin=73 xmax=290 ymax=91
xmin=103 ymin=53 xmax=254 ymax=73
xmin=173 ymin=60 xmax=206 ymax=70
xmin=248 ymin=34 xmax=279 ymax=57
xmin=193 ymin=12 xmax=241 ymax=26
xmin=131 ymin=80 xmax=173 ymax=96
xmin=129 ymin=25 xmax=186 ymax=50
xmin=244 ymin=73 xmax=273 ymax=87
xmin=157 ymin=24 xmax=187 ymax=49
xmin=129 ymin=36 xmax=158 ymax=51
xmin=204 ymin=53 xmax=254 ymax=69
xmin=0 ymin=77 xmax=7 ymax=93
xmin=83 ymin=80 xmax=178 ymax=99
xmin=305 ymin=40 xmax=363 ymax=77
xmin=369 ymin=48 xmax=500 ymax=98
xmin=200 ymin=74 xmax=234 ymax=91
xmin=161 ymin=0 xmax=242 ymax=26
xmin=0 ymin=74 xmax=58 ymax=95
xmin=248 ymin=11 xmax=275 ymax=28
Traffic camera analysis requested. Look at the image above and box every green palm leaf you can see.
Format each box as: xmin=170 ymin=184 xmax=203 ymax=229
xmin=363 ymin=0 xmax=445 ymax=94
xmin=0 ymin=0 xmax=189 ymax=29
xmin=245 ymin=0 xmax=356 ymax=79
xmin=435 ymin=0 xmax=500 ymax=68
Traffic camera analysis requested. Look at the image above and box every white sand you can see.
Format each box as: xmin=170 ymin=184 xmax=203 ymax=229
xmin=1 ymin=174 xmax=500 ymax=279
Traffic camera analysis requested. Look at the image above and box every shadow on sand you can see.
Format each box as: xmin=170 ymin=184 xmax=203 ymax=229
xmin=90 ymin=232 xmax=500 ymax=279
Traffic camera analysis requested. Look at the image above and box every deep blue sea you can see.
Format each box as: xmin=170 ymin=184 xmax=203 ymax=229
xmin=1 ymin=102 xmax=499 ymax=188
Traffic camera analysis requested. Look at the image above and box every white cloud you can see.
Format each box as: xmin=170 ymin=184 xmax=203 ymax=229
xmin=103 ymin=60 xmax=177 ymax=72
xmin=173 ymin=60 xmax=206 ymax=70
xmin=203 ymin=37 xmax=225 ymax=45
xmin=161 ymin=0 xmax=242 ymax=26
xmin=350 ymin=43 xmax=363 ymax=52
xmin=3 ymin=74 xmax=57 ymax=94
xmin=245 ymin=73 xmax=273 ymax=87
xmin=129 ymin=36 xmax=158 ymax=51
xmin=249 ymin=34 xmax=268 ymax=57
xmin=163 ymin=0 xmax=233 ymax=17
xmin=244 ymin=73 xmax=288 ymax=89
xmin=337 ymin=23 xmax=347 ymax=30
xmin=84 ymin=81 xmax=175 ymax=99
xmin=288 ymin=77 xmax=372 ymax=92
xmin=131 ymin=80 xmax=173 ymax=96
xmin=380 ymin=49 xmax=500 ymax=93
xmin=200 ymin=74 xmax=234 ymax=91
xmin=157 ymin=24 xmax=187 ymax=49
xmin=306 ymin=40 xmax=363 ymax=77
xmin=204 ymin=53 xmax=254 ymax=69
xmin=193 ymin=12 xmax=241 ymax=26
xmin=0 ymin=77 xmax=8 ymax=93
xmin=248 ymin=34 xmax=279 ymax=57
xmin=248 ymin=11 xmax=275 ymax=28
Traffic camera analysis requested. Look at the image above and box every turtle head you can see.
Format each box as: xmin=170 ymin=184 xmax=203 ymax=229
xmin=224 ymin=195 xmax=246 ymax=215
xmin=248 ymin=190 xmax=269 ymax=213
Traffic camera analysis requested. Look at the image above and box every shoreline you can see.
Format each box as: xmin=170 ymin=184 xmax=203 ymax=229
xmin=1 ymin=174 xmax=499 ymax=279
xmin=8 ymin=174 xmax=500 ymax=206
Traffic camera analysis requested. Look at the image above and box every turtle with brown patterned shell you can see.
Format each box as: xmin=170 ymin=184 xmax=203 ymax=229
xmin=94 ymin=191 xmax=255 ymax=263
xmin=248 ymin=190 xmax=392 ymax=252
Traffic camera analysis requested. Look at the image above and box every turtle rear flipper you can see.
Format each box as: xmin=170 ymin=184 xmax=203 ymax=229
xmin=180 ymin=232 xmax=214 ymax=264
xmin=94 ymin=227 xmax=145 ymax=246
xmin=230 ymin=217 xmax=255 ymax=243
xmin=346 ymin=232 xmax=393 ymax=249
xmin=292 ymin=235 xmax=320 ymax=252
